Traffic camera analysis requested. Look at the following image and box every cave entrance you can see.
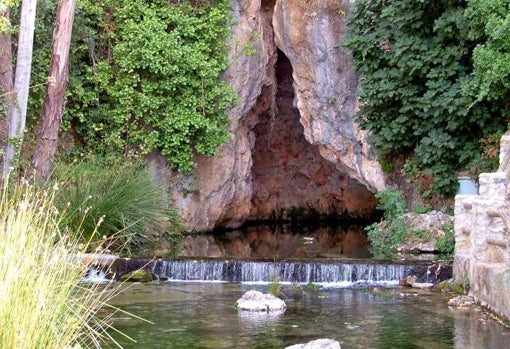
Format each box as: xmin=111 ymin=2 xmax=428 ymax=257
xmin=250 ymin=49 xmax=377 ymax=222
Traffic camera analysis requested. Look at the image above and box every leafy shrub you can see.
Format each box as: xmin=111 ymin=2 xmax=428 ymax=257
xmin=366 ymin=189 xmax=424 ymax=258
xmin=46 ymin=156 xmax=182 ymax=255
xmin=465 ymin=0 xmax=510 ymax=120
xmin=373 ymin=189 xmax=406 ymax=219
xmin=435 ymin=222 xmax=455 ymax=258
xmin=64 ymin=0 xmax=236 ymax=171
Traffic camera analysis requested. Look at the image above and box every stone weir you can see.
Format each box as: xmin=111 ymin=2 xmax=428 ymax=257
xmin=109 ymin=258 xmax=451 ymax=286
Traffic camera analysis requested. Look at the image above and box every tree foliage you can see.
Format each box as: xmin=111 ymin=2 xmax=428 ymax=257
xmin=344 ymin=0 xmax=508 ymax=197
xmin=63 ymin=0 xmax=235 ymax=171
xmin=7 ymin=0 xmax=234 ymax=172
xmin=465 ymin=0 xmax=510 ymax=118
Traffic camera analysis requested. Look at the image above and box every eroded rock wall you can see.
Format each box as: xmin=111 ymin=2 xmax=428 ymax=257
xmin=272 ymin=0 xmax=384 ymax=191
xmin=159 ymin=0 xmax=385 ymax=232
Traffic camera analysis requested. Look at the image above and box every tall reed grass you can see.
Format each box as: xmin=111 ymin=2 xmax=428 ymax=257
xmin=47 ymin=156 xmax=182 ymax=256
xmin=0 ymin=178 xmax=130 ymax=348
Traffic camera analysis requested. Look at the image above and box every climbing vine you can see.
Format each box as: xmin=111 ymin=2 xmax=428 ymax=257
xmin=465 ymin=0 xmax=510 ymax=119
xmin=64 ymin=0 xmax=235 ymax=171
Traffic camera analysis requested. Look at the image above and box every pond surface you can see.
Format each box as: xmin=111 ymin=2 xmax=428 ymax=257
xmin=177 ymin=224 xmax=372 ymax=260
xmin=108 ymin=282 xmax=510 ymax=349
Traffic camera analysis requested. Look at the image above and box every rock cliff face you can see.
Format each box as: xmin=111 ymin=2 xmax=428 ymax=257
xmin=158 ymin=0 xmax=385 ymax=232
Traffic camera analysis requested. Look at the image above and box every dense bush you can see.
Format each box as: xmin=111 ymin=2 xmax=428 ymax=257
xmin=365 ymin=190 xmax=424 ymax=258
xmin=366 ymin=189 xmax=455 ymax=259
xmin=465 ymin=0 xmax=510 ymax=119
xmin=344 ymin=0 xmax=508 ymax=197
xmin=67 ymin=0 xmax=235 ymax=171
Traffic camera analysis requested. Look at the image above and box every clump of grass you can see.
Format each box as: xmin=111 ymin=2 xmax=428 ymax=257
xmin=267 ymin=275 xmax=281 ymax=297
xmin=45 ymin=156 xmax=182 ymax=256
xmin=0 ymin=178 xmax=131 ymax=348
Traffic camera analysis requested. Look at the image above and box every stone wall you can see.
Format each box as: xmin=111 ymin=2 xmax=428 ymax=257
xmin=454 ymin=134 xmax=510 ymax=321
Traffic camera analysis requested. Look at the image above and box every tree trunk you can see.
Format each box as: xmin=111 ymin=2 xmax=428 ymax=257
xmin=31 ymin=0 xmax=76 ymax=180
xmin=3 ymin=0 xmax=37 ymax=174
xmin=0 ymin=8 xmax=13 ymax=171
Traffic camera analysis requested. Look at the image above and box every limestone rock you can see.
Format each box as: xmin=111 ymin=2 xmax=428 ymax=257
xmin=285 ymin=338 xmax=341 ymax=349
xmin=236 ymin=290 xmax=286 ymax=312
xmin=411 ymin=282 xmax=434 ymax=290
xmin=396 ymin=211 xmax=454 ymax=254
xmin=159 ymin=0 xmax=385 ymax=232
xmin=273 ymin=0 xmax=384 ymax=192
xmin=403 ymin=211 xmax=453 ymax=233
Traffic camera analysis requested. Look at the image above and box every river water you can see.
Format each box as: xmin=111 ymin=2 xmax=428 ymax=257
xmin=104 ymin=225 xmax=510 ymax=348
xmin=108 ymin=282 xmax=510 ymax=349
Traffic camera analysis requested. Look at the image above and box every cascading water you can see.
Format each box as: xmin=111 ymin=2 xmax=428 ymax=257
xmin=148 ymin=259 xmax=424 ymax=286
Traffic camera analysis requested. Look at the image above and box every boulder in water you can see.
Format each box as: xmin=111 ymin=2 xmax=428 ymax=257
xmin=285 ymin=338 xmax=341 ymax=349
xmin=236 ymin=290 xmax=286 ymax=312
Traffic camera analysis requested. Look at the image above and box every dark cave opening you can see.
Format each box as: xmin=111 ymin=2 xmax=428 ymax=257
xmin=249 ymin=49 xmax=377 ymax=222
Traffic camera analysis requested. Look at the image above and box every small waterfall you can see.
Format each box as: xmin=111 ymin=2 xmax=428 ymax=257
xmin=149 ymin=259 xmax=418 ymax=286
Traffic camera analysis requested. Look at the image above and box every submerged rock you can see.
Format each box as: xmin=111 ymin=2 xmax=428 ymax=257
xmin=448 ymin=295 xmax=476 ymax=308
xmin=285 ymin=338 xmax=341 ymax=349
xmin=236 ymin=290 xmax=286 ymax=312
xmin=119 ymin=269 xmax=153 ymax=283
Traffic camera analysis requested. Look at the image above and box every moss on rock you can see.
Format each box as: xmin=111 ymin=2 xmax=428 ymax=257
xmin=120 ymin=269 xmax=153 ymax=282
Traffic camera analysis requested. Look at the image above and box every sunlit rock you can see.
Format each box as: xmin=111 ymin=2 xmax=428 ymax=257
xmin=119 ymin=269 xmax=153 ymax=283
xmin=236 ymin=290 xmax=286 ymax=312
xmin=448 ymin=295 xmax=476 ymax=308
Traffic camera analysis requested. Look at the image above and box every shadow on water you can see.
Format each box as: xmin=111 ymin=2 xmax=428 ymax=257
xmin=177 ymin=223 xmax=372 ymax=260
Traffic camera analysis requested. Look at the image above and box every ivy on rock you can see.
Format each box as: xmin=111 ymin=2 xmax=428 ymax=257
xmin=344 ymin=0 xmax=507 ymax=197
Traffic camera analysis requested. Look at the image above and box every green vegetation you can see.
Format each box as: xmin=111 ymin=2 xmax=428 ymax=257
xmin=120 ymin=269 xmax=154 ymax=283
xmin=365 ymin=190 xmax=424 ymax=258
xmin=436 ymin=278 xmax=470 ymax=294
xmin=344 ymin=0 xmax=508 ymax=198
xmin=435 ymin=222 xmax=455 ymax=258
xmin=44 ymin=156 xmax=182 ymax=256
xmin=366 ymin=189 xmax=455 ymax=259
xmin=305 ymin=282 xmax=319 ymax=292
xmin=10 ymin=0 xmax=235 ymax=172
xmin=466 ymin=0 xmax=510 ymax=119
xmin=0 ymin=179 xmax=131 ymax=348
xmin=267 ymin=275 xmax=281 ymax=297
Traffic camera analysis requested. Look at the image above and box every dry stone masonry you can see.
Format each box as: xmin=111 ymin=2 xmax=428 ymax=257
xmin=454 ymin=133 xmax=510 ymax=321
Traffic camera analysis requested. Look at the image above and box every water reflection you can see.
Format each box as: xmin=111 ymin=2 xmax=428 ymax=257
xmin=109 ymin=282 xmax=510 ymax=349
xmin=178 ymin=224 xmax=371 ymax=260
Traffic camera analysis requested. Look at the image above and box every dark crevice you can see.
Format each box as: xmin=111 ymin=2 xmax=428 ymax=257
xmin=249 ymin=49 xmax=377 ymax=222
